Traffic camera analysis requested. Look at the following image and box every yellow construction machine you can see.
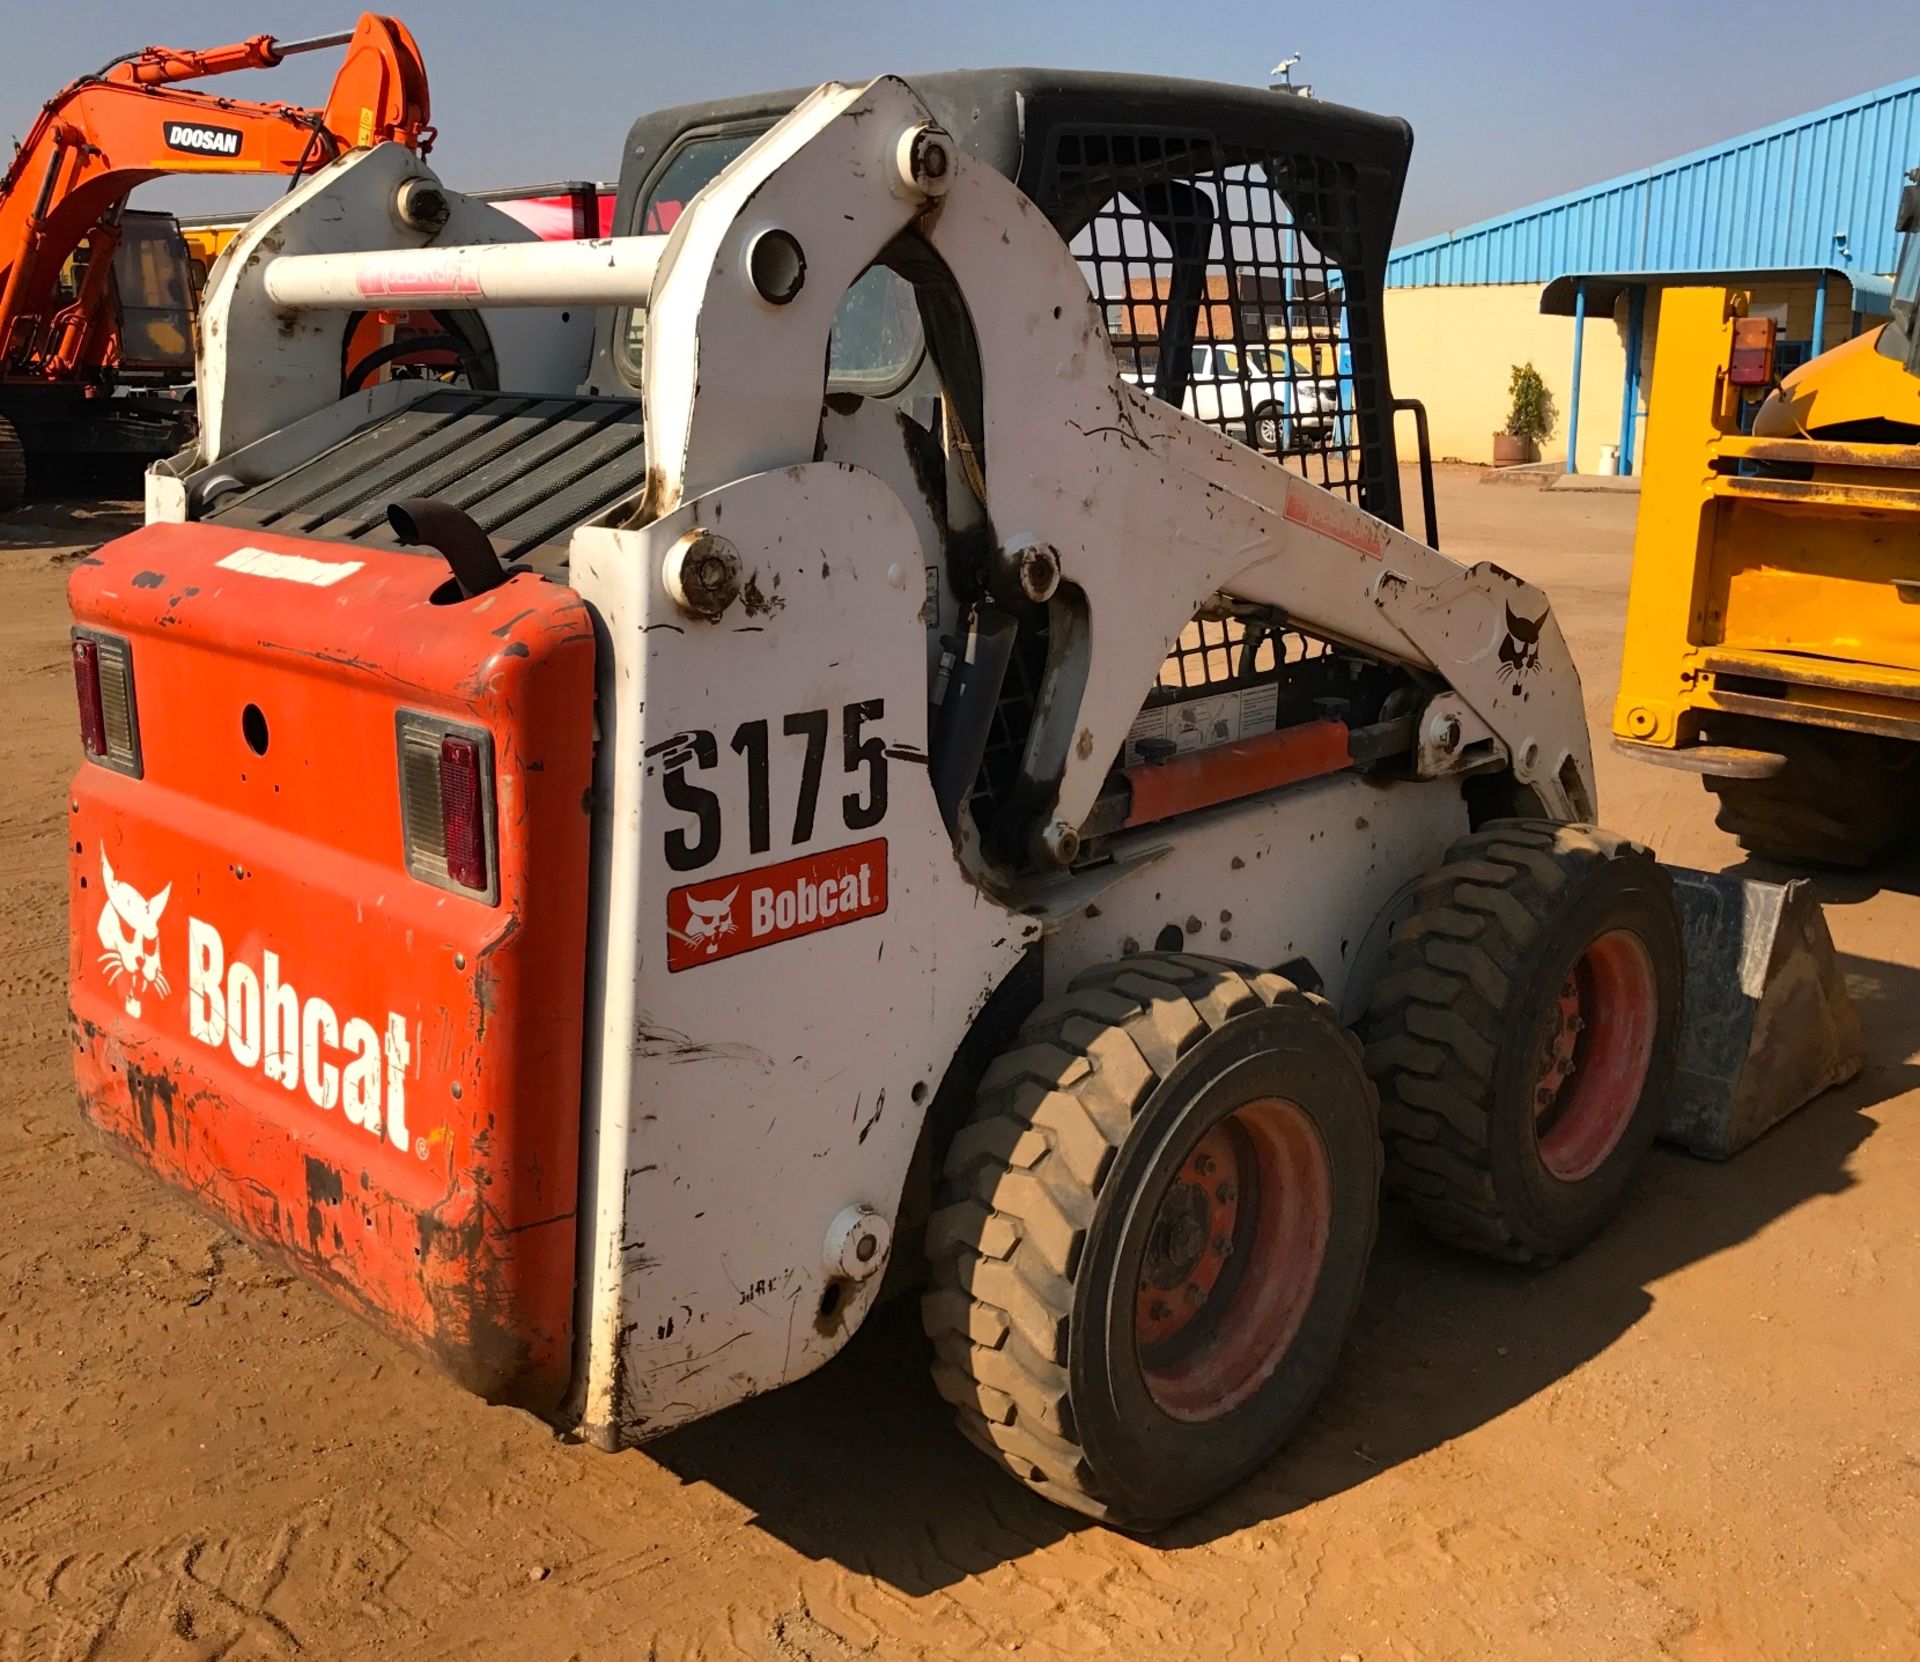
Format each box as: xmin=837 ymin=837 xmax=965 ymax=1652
xmin=1614 ymin=171 xmax=1920 ymax=867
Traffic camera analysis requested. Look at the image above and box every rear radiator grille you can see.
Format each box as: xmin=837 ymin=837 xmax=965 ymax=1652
xmin=203 ymin=390 xmax=647 ymax=563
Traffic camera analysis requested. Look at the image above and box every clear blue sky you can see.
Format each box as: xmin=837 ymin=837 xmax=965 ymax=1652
xmin=6 ymin=1 xmax=1916 ymax=241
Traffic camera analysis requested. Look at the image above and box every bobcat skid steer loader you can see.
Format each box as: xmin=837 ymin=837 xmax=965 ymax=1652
xmin=65 ymin=70 xmax=1854 ymax=1527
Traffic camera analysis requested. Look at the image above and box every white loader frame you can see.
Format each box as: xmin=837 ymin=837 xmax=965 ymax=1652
xmin=183 ymin=74 xmax=1593 ymax=1445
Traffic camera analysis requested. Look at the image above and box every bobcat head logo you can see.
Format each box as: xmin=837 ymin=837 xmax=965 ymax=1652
xmin=96 ymin=853 xmax=171 ymax=1018
xmin=1498 ymin=604 xmax=1544 ymax=690
xmin=671 ymin=889 xmax=738 ymax=956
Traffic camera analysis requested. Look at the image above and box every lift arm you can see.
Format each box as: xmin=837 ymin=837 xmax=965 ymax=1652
xmin=0 ymin=13 xmax=429 ymax=380
xmin=203 ymin=76 xmax=1594 ymax=839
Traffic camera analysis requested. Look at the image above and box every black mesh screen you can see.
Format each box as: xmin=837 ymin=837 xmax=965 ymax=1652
xmin=1048 ymin=127 xmax=1377 ymax=505
xmin=1153 ymin=608 xmax=1330 ymax=698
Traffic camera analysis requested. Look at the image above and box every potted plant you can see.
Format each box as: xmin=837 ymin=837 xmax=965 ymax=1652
xmin=1494 ymin=362 xmax=1552 ymax=465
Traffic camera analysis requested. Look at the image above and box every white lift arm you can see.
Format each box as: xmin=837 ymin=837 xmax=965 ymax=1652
xmin=224 ymin=75 xmax=1593 ymax=837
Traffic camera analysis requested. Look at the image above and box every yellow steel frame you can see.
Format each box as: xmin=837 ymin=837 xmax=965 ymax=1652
xmin=1613 ymin=286 xmax=1920 ymax=751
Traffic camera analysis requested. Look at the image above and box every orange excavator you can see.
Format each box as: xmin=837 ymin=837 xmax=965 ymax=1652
xmin=0 ymin=14 xmax=429 ymax=507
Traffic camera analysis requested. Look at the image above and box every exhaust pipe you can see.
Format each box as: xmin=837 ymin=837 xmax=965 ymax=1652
xmin=387 ymin=498 xmax=508 ymax=600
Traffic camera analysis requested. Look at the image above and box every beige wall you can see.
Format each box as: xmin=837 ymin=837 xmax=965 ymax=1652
xmin=1383 ymin=283 xmax=1628 ymax=472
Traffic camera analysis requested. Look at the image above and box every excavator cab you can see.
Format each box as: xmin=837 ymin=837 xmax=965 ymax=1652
xmin=0 ymin=14 xmax=431 ymax=505
xmin=48 ymin=214 xmax=196 ymax=384
xmin=103 ymin=212 xmax=196 ymax=380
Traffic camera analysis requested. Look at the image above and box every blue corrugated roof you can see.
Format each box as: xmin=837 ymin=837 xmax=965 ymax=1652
xmin=1388 ymin=75 xmax=1920 ymax=287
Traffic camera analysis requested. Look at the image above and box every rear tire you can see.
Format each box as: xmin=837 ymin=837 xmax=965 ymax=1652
xmin=0 ymin=416 xmax=25 ymax=514
xmin=1704 ymin=722 xmax=1919 ymax=868
xmin=1364 ymin=821 xmax=1682 ymax=1266
xmin=1252 ymin=403 xmax=1284 ymax=454
xmin=922 ymin=954 xmax=1379 ymax=1528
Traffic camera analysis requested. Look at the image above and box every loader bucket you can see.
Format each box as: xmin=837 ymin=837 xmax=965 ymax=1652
xmin=1662 ymin=869 xmax=1862 ymax=1159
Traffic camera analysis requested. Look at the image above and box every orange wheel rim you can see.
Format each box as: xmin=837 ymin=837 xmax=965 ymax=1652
xmin=1531 ymin=928 xmax=1658 ymax=1181
xmin=1134 ymin=1098 xmax=1332 ymax=1423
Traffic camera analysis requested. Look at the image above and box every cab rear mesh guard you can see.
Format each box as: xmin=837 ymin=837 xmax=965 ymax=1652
xmin=1048 ymin=127 xmax=1382 ymax=510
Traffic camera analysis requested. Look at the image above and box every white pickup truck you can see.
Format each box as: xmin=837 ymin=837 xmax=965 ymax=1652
xmin=1122 ymin=343 xmax=1340 ymax=454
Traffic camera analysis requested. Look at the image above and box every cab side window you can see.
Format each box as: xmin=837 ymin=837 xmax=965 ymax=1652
xmin=620 ymin=132 xmax=925 ymax=396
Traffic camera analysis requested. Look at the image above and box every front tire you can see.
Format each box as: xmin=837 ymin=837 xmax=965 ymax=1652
xmin=1364 ymin=821 xmax=1682 ymax=1265
xmin=923 ymin=954 xmax=1379 ymax=1528
xmin=1704 ymin=721 xmax=1919 ymax=868
xmin=1251 ymin=403 xmax=1284 ymax=454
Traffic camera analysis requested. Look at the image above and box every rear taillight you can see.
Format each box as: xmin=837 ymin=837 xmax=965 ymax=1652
xmin=439 ymin=735 xmax=488 ymax=892
xmin=73 ymin=638 xmax=105 ymax=756
xmin=71 ymin=628 xmax=141 ymax=775
xmin=397 ymin=712 xmax=497 ymax=902
xmin=1728 ymin=314 xmax=1777 ymax=388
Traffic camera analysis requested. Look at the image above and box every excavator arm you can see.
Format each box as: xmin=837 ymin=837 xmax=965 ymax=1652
xmin=0 ymin=13 xmax=428 ymax=379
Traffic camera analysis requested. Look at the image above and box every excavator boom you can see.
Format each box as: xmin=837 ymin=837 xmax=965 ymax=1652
xmin=111 ymin=31 xmax=348 ymax=89
xmin=0 ymin=13 xmax=430 ymax=383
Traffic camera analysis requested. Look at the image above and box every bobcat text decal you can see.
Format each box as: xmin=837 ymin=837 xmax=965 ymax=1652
xmin=667 ymin=839 xmax=887 ymax=971
xmin=186 ymin=919 xmax=414 ymax=1150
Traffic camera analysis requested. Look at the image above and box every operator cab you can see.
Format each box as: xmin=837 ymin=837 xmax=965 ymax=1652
xmin=1755 ymin=167 xmax=1920 ymax=444
xmin=106 ymin=212 xmax=197 ymax=381
xmin=583 ymin=70 xmax=1415 ymax=525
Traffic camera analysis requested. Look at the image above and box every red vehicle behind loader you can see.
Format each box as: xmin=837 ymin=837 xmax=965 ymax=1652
xmin=0 ymin=13 xmax=430 ymax=506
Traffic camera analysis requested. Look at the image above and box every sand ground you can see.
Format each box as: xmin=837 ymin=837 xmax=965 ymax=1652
xmin=2 ymin=470 xmax=1916 ymax=1660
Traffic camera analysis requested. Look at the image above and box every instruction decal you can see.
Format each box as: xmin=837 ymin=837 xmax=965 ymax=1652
xmin=216 ymin=547 xmax=364 ymax=588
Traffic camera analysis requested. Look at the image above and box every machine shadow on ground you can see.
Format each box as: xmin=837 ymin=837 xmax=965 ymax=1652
xmin=647 ymin=947 xmax=1918 ymax=1591
xmin=0 ymin=497 xmax=141 ymax=550
xmin=1725 ymin=841 xmax=1920 ymax=910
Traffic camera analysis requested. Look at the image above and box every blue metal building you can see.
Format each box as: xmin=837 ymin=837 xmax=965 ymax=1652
xmin=1385 ymin=75 xmax=1920 ymax=473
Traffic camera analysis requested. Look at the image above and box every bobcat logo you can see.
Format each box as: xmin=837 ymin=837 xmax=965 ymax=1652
xmin=96 ymin=853 xmax=171 ymax=1018
xmin=669 ymin=889 xmax=738 ymax=957
xmin=1498 ymin=604 xmax=1544 ymax=692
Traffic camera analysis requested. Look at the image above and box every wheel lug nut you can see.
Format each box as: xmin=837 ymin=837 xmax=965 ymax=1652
xmin=1184 ymin=1283 xmax=1205 ymax=1307
xmin=1148 ymin=1298 xmax=1171 ymax=1321
xmin=1195 ymin=1153 xmax=1216 ymax=1176
xmin=1212 ymin=1234 xmax=1232 ymax=1257
xmin=1215 ymin=1182 xmax=1235 ymax=1203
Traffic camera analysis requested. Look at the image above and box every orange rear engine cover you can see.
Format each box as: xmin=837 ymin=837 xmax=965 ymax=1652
xmin=67 ymin=523 xmax=593 ymax=1411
